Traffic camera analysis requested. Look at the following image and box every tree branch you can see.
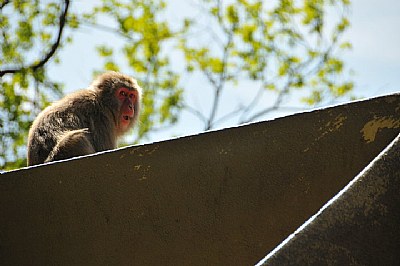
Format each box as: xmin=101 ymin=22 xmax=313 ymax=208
xmin=183 ymin=104 xmax=208 ymax=124
xmin=205 ymin=28 xmax=234 ymax=130
xmin=241 ymin=78 xmax=293 ymax=123
xmin=213 ymin=106 xmax=243 ymax=126
xmin=0 ymin=0 xmax=10 ymax=10
xmin=0 ymin=0 xmax=70 ymax=77
xmin=239 ymin=82 xmax=267 ymax=122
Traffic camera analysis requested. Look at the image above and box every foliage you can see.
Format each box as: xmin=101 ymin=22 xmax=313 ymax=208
xmin=179 ymin=0 xmax=353 ymax=129
xmin=0 ymin=0 xmax=71 ymax=169
xmin=0 ymin=0 xmax=353 ymax=170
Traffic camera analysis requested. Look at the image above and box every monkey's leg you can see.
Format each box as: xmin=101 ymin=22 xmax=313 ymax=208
xmin=45 ymin=129 xmax=95 ymax=163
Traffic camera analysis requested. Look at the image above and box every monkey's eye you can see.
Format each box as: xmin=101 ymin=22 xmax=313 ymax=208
xmin=120 ymin=90 xmax=127 ymax=97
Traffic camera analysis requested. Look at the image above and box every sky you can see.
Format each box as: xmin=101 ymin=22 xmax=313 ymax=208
xmin=49 ymin=0 xmax=400 ymax=144
xmin=345 ymin=0 xmax=400 ymax=96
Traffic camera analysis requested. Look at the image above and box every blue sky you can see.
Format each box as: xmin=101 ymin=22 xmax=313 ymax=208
xmin=345 ymin=0 xmax=400 ymax=96
xmin=49 ymin=0 xmax=400 ymax=143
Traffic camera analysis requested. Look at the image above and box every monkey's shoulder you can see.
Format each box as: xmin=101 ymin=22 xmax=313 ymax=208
xmin=59 ymin=89 xmax=99 ymax=107
xmin=41 ymin=90 xmax=97 ymax=114
xmin=31 ymin=91 xmax=94 ymax=127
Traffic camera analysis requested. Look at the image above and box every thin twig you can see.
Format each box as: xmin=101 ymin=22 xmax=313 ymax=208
xmin=205 ymin=27 xmax=234 ymax=130
xmin=239 ymin=82 xmax=266 ymax=122
xmin=183 ymin=104 xmax=208 ymax=124
xmin=241 ymin=78 xmax=293 ymax=123
xmin=213 ymin=106 xmax=243 ymax=126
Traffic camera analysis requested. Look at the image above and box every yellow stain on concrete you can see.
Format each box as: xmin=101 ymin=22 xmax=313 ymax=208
xmin=303 ymin=114 xmax=347 ymax=153
xmin=219 ymin=148 xmax=229 ymax=155
xmin=136 ymin=165 xmax=151 ymax=181
xmin=326 ymin=114 xmax=347 ymax=130
xmin=316 ymin=114 xmax=347 ymax=141
xmin=361 ymin=116 xmax=400 ymax=143
xmin=146 ymin=145 xmax=160 ymax=155
xmin=129 ymin=147 xmax=142 ymax=155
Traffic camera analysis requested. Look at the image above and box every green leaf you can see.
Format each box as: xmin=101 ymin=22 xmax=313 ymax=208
xmin=122 ymin=16 xmax=135 ymax=32
xmin=339 ymin=42 xmax=352 ymax=50
xmin=104 ymin=61 xmax=120 ymax=71
xmin=97 ymin=46 xmax=113 ymax=57
xmin=226 ymin=4 xmax=239 ymax=24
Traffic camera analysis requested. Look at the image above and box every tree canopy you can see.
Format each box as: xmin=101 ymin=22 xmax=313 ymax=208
xmin=0 ymin=0 xmax=353 ymax=170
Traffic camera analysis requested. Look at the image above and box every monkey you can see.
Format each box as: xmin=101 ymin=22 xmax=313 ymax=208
xmin=27 ymin=71 xmax=142 ymax=166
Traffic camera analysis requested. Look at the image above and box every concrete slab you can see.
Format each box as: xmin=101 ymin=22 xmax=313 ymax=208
xmin=1 ymin=93 xmax=399 ymax=265
xmin=258 ymin=132 xmax=400 ymax=265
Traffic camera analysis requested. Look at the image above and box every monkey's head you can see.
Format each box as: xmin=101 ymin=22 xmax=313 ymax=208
xmin=91 ymin=71 xmax=142 ymax=135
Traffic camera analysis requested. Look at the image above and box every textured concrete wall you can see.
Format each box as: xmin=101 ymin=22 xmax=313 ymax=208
xmin=258 ymin=133 xmax=400 ymax=266
xmin=1 ymin=93 xmax=399 ymax=265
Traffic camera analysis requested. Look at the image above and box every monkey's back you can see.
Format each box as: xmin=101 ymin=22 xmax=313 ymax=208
xmin=27 ymin=89 xmax=111 ymax=165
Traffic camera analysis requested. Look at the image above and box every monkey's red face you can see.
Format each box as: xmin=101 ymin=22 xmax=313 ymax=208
xmin=116 ymin=87 xmax=138 ymax=131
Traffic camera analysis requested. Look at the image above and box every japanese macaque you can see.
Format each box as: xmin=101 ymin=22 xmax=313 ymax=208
xmin=27 ymin=71 xmax=142 ymax=166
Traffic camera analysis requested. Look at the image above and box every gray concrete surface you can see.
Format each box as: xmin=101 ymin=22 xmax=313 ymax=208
xmin=258 ymin=132 xmax=400 ymax=266
xmin=0 ymin=93 xmax=399 ymax=265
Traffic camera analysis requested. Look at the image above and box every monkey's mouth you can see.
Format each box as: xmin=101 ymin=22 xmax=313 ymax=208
xmin=120 ymin=115 xmax=132 ymax=126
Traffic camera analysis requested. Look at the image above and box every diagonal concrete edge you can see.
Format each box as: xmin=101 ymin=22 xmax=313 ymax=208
xmin=257 ymin=132 xmax=400 ymax=266
xmin=1 ymin=93 xmax=400 ymax=265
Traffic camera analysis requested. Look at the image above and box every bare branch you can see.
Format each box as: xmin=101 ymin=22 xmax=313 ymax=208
xmin=241 ymin=78 xmax=293 ymax=123
xmin=205 ymin=28 xmax=234 ymax=130
xmin=183 ymin=104 xmax=208 ymax=124
xmin=201 ymin=69 xmax=218 ymax=89
xmin=239 ymin=82 xmax=266 ymax=122
xmin=0 ymin=0 xmax=70 ymax=77
xmin=272 ymin=106 xmax=307 ymax=112
xmin=213 ymin=106 xmax=243 ymax=126
xmin=215 ymin=0 xmax=229 ymax=34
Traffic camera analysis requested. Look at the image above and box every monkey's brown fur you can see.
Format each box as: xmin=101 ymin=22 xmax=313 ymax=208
xmin=27 ymin=71 xmax=142 ymax=166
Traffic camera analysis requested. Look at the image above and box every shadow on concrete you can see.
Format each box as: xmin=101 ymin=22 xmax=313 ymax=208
xmin=1 ymin=93 xmax=399 ymax=265
xmin=257 ymin=132 xmax=400 ymax=266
